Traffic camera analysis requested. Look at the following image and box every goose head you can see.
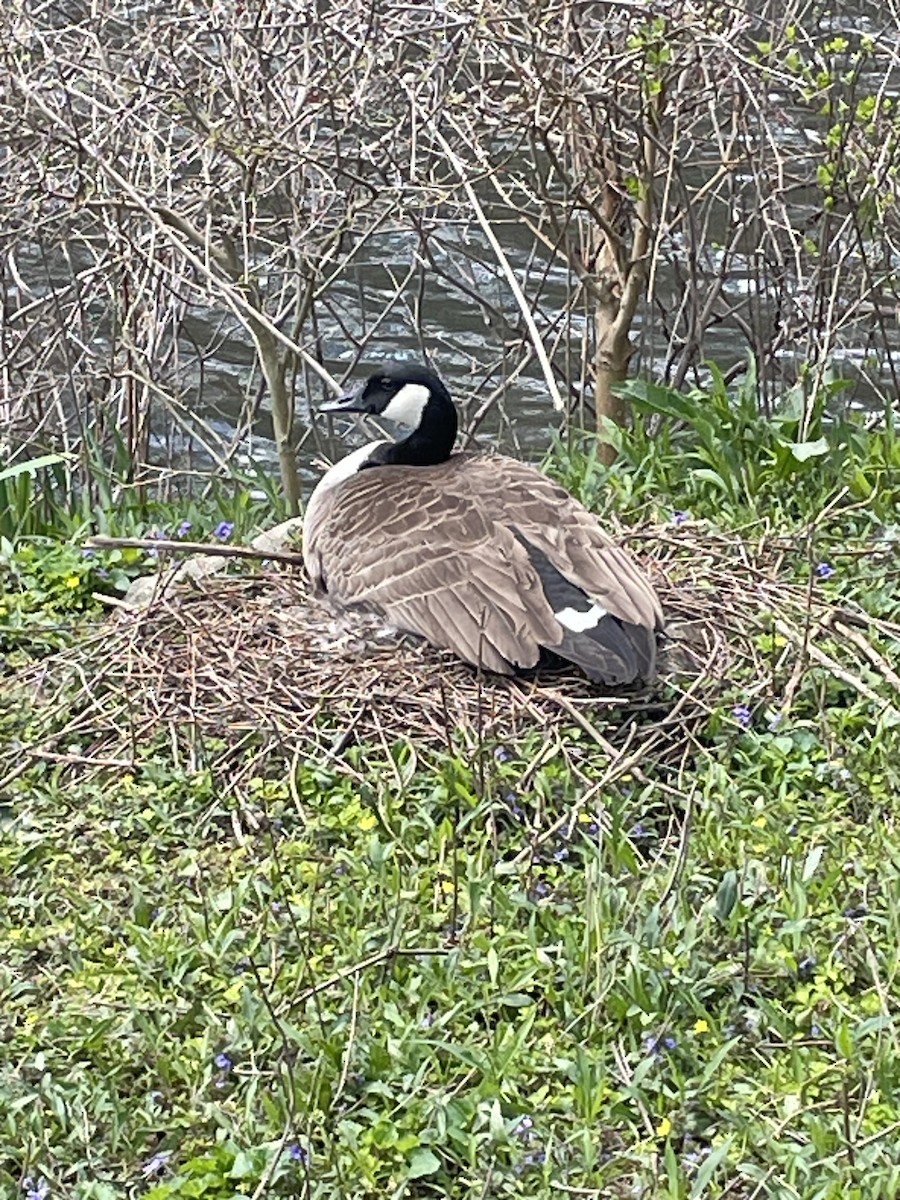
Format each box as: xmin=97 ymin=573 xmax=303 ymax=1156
xmin=320 ymin=363 xmax=458 ymax=467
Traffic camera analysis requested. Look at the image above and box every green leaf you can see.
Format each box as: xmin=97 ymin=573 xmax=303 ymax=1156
xmin=691 ymin=467 xmax=730 ymax=493
xmin=716 ymin=871 xmax=739 ymax=921
xmin=835 ymin=1022 xmax=854 ymax=1059
xmin=802 ymin=844 xmax=825 ymax=882
xmin=785 ymin=437 xmax=830 ymax=462
xmin=623 ymin=380 xmax=698 ymax=420
xmin=487 ymin=944 xmax=499 ymax=985
xmin=0 ymin=453 xmax=68 ymax=484
xmin=407 ymin=1148 xmax=441 ymax=1179
xmin=690 ymin=1137 xmax=734 ymax=1197
xmin=230 ymin=1150 xmax=256 ymax=1178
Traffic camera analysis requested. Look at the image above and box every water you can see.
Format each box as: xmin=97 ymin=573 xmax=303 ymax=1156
xmin=187 ymin=209 xmax=900 ymax=492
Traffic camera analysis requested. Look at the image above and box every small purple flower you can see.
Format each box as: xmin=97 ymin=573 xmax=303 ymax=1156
xmin=503 ymin=791 xmax=525 ymax=818
xmin=81 ymin=547 xmax=96 ymax=558
xmin=530 ymin=879 xmax=550 ymax=899
xmin=811 ymin=1023 xmax=821 ymax=1037
xmin=513 ymin=1115 xmax=534 ymax=1137
xmin=214 ymin=520 xmax=235 ymax=541
xmin=732 ymin=704 xmax=752 ymax=728
xmin=214 ymin=1052 xmax=233 ymax=1071
xmin=23 ymin=1181 xmax=50 ymax=1200
xmin=141 ymin=1150 xmax=173 ymax=1179
xmin=175 ymin=520 xmax=193 ymax=538
xmin=288 ymin=1143 xmax=309 ymax=1164
xmin=522 ymin=1150 xmax=547 ymax=1166
xmin=553 ymin=846 xmax=569 ymax=862
xmin=644 ymin=1032 xmax=677 ymax=1056
xmin=815 ymin=561 xmax=835 ymax=579
xmin=494 ymin=746 xmax=511 ymax=763
xmin=148 ymin=528 xmax=169 ymax=540
xmin=671 ymin=510 xmax=690 ymax=525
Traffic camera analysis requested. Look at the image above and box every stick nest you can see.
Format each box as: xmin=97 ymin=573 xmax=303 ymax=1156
xmin=4 ymin=523 xmax=898 ymax=800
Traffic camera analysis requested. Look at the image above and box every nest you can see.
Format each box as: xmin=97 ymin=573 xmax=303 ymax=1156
xmin=3 ymin=523 xmax=899 ymax=809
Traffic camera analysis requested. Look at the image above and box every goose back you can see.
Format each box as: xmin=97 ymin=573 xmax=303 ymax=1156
xmin=303 ymin=451 xmax=663 ymax=684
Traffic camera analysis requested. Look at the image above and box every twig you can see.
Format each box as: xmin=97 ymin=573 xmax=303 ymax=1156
xmin=280 ymin=944 xmax=449 ymax=1016
xmin=85 ymin=535 xmax=306 ymax=567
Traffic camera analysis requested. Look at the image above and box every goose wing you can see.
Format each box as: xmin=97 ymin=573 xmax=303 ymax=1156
xmin=304 ymin=454 xmax=663 ymax=683
xmin=303 ymin=465 xmax=562 ymax=675
xmin=456 ymin=454 xmax=664 ymax=631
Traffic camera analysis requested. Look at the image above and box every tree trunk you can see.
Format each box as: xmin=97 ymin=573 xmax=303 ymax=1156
xmin=252 ymin=321 xmax=301 ymax=516
xmin=593 ymin=290 xmax=633 ymax=465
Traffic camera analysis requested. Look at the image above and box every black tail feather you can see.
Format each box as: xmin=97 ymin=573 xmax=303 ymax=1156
xmin=555 ymin=615 xmax=657 ymax=685
xmin=512 ymin=528 xmax=657 ymax=685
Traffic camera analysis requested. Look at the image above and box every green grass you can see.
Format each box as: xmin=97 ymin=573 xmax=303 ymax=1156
xmin=3 ymin=659 xmax=900 ymax=1197
xmin=4 ymin=365 xmax=900 ymax=1197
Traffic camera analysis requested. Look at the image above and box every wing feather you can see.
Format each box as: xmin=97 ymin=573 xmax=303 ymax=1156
xmin=303 ymin=451 xmax=663 ymax=681
xmin=449 ymin=455 xmax=664 ymax=630
xmin=305 ymin=466 xmax=560 ymax=672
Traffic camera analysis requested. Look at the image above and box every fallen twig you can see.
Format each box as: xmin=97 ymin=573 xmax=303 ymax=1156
xmin=85 ymin=534 xmax=306 ymax=567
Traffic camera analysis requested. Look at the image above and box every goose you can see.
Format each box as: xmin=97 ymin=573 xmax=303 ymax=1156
xmin=303 ymin=363 xmax=664 ymax=684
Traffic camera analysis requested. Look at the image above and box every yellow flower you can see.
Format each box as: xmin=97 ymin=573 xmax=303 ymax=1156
xmin=693 ymin=1018 xmax=709 ymax=1034
xmin=65 ymin=574 xmax=81 ymax=589
xmin=358 ymin=812 xmax=377 ymax=831
xmin=655 ymin=1115 xmax=672 ymax=1138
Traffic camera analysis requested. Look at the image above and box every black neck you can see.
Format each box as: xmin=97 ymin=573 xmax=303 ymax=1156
xmin=369 ymin=385 xmax=458 ymax=468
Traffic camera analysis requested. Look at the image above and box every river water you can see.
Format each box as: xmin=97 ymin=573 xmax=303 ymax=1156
xmin=190 ymin=206 xmax=900 ymax=495
xmin=6 ymin=0 xmax=900 ymax=492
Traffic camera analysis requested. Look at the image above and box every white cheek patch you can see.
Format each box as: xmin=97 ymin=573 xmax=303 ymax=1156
xmin=381 ymin=383 xmax=431 ymax=427
xmin=555 ymin=604 xmax=608 ymax=632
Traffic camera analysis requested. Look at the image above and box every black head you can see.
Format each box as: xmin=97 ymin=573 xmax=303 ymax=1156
xmin=320 ymin=363 xmax=458 ymax=466
xmin=321 ymin=363 xmax=449 ymax=423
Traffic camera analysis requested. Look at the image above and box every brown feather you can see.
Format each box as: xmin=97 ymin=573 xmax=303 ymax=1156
xmin=303 ymin=451 xmax=663 ymax=682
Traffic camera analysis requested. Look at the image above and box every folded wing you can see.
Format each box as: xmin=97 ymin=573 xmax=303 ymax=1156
xmin=303 ymin=454 xmax=663 ymax=683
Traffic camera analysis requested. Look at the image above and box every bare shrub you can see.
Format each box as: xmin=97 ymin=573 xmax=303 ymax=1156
xmin=2 ymin=0 xmax=897 ymax=503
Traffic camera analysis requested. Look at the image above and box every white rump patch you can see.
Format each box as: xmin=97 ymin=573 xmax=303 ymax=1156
xmin=555 ymin=604 xmax=608 ymax=633
xmin=381 ymin=382 xmax=431 ymax=428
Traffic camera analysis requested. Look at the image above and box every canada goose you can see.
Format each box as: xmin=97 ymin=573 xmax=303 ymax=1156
xmin=304 ymin=364 xmax=664 ymax=684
